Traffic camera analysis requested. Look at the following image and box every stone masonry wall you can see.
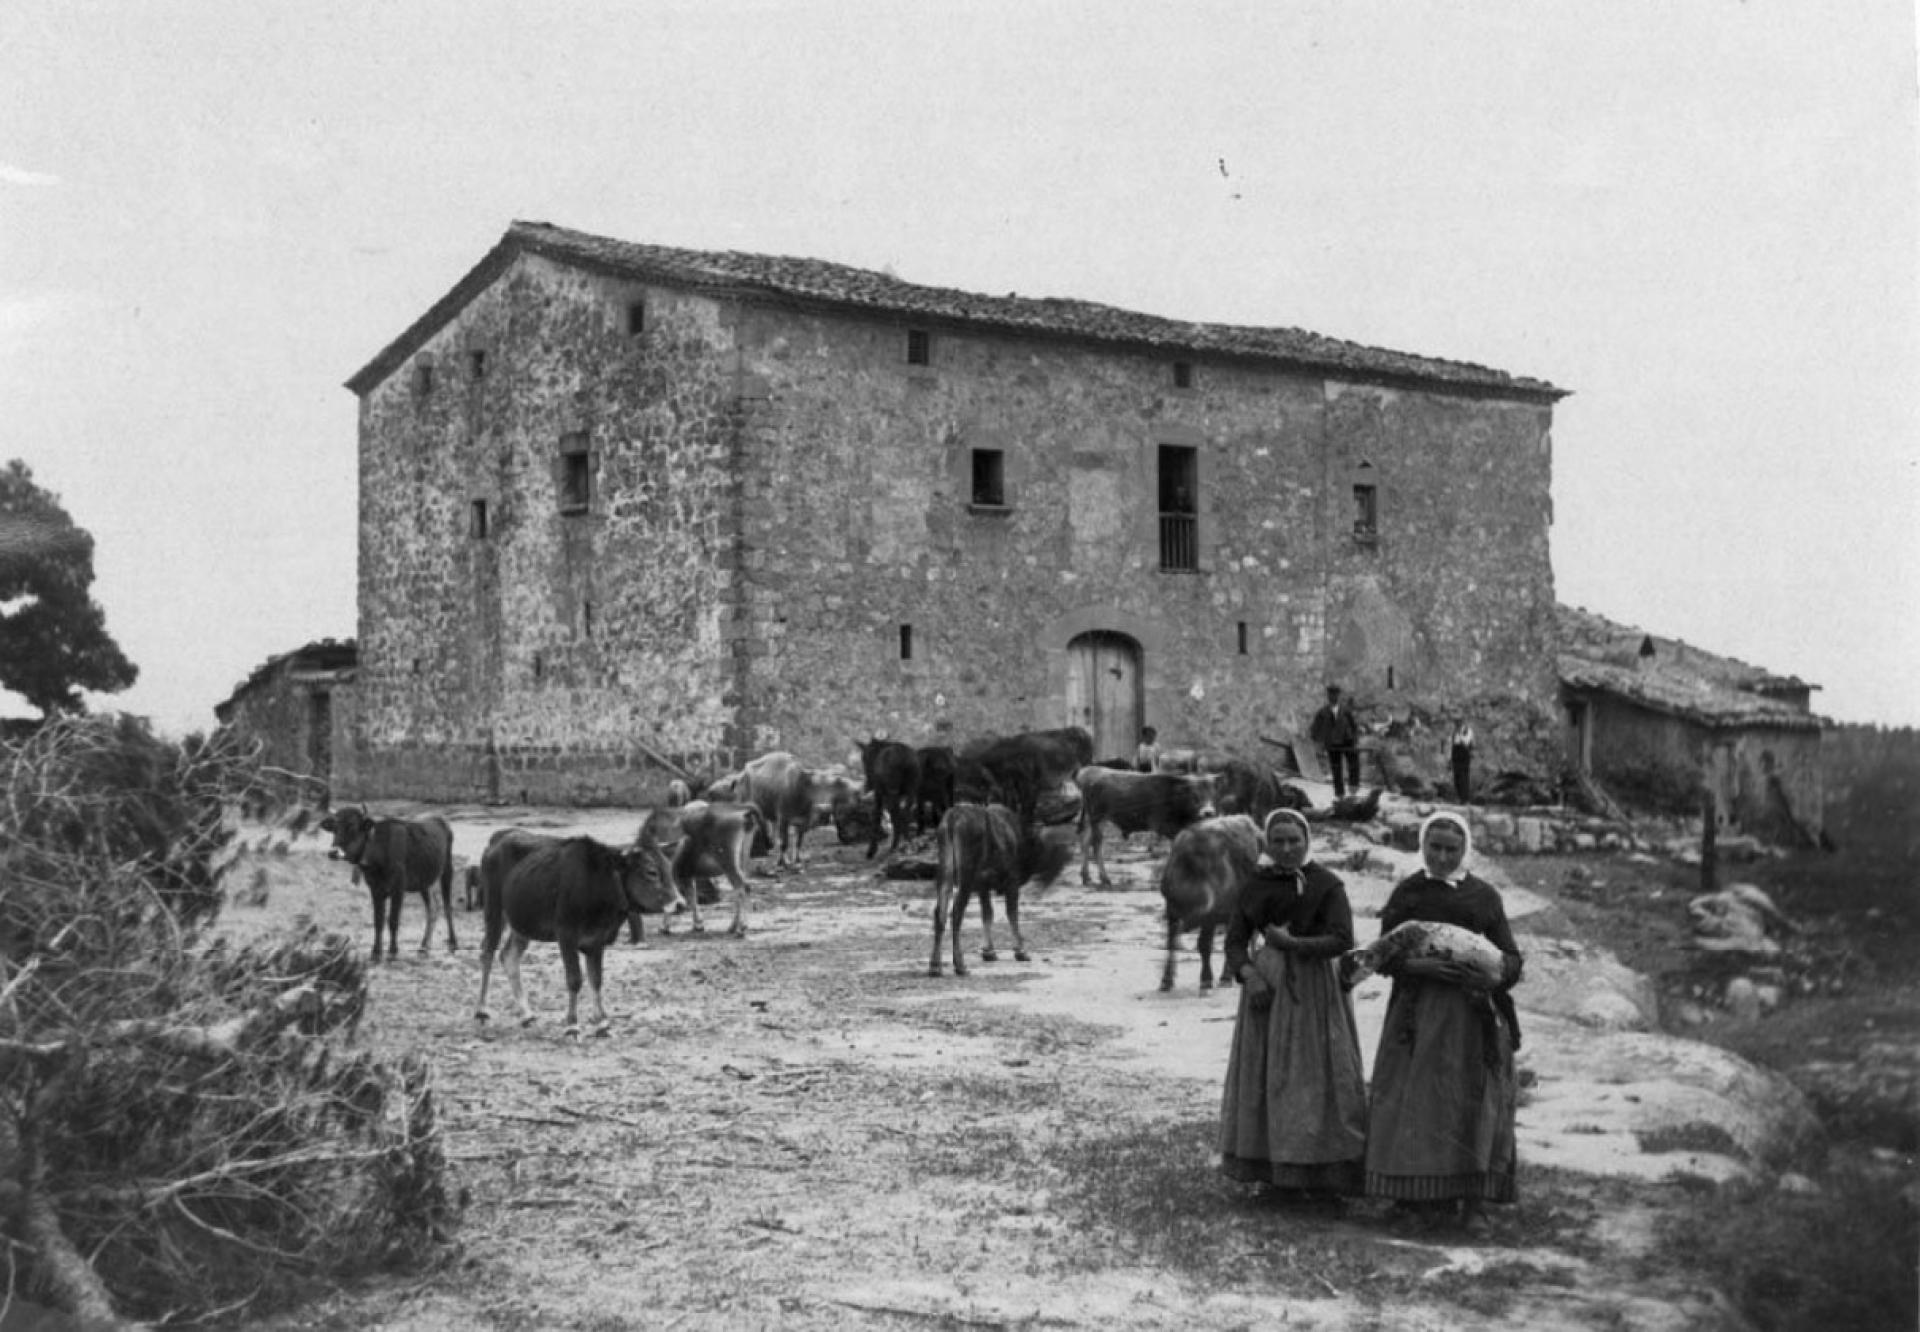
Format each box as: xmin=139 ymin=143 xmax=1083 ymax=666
xmin=348 ymin=255 xmax=740 ymax=803
xmin=723 ymin=304 xmax=1560 ymax=771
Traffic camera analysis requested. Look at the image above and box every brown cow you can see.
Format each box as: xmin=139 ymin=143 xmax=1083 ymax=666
xmin=1208 ymin=758 xmax=1312 ymax=826
xmin=320 ymin=805 xmax=457 ymax=960
xmin=473 ymin=831 xmax=677 ymax=1037
xmin=1157 ymin=814 xmax=1263 ymax=991
xmin=857 ymin=737 xmax=920 ymax=859
xmin=928 ymin=803 xmax=1075 ymax=977
xmin=955 ymin=727 xmax=1095 ymax=822
xmin=1072 ymin=767 xmax=1219 ymax=887
xmin=637 ymin=799 xmax=763 ymax=936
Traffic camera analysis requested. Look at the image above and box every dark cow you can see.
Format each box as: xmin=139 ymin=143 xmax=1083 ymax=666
xmin=636 ymin=799 xmax=763 ymax=936
xmin=1072 ymin=766 xmax=1219 ymax=887
xmin=1208 ymin=758 xmax=1312 ymax=826
xmin=857 ymin=738 xmax=921 ymax=859
xmin=955 ymin=727 xmax=1095 ymax=822
xmin=914 ymin=745 xmax=957 ymax=833
xmin=473 ymin=832 xmax=676 ymax=1037
xmin=1157 ymin=814 xmax=1263 ymax=991
xmin=727 ymin=752 xmax=861 ymax=870
xmin=320 ymin=805 xmax=457 ymax=960
xmin=928 ymin=804 xmax=1075 ymax=977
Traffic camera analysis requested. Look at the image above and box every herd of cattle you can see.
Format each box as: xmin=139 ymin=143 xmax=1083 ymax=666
xmin=316 ymin=727 xmax=1372 ymax=1038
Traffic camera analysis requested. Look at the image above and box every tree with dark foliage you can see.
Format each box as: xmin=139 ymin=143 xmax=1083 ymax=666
xmin=0 ymin=460 xmax=137 ymax=715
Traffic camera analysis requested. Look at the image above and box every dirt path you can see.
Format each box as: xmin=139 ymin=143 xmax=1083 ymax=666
xmin=230 ymin=808 xmax=1806 ymax=1331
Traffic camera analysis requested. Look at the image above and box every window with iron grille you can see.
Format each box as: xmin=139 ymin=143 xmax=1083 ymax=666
xmin=469 ymin=349 xmax=487 ymax=381
xmin=1158 ymin=445 xmax=1198 ymax=571
xmin=469 ymin=499 xmax=489 ymax=539
xmin=627 ymin=301 xmax=645 ymax=336
xmin=971 ymin=449 xmax=1006 ymax=507
xmin=906 ymin=328 xmax=931 ymax=366
xmin=1172 ymin=360 xmax=1193 ymax=389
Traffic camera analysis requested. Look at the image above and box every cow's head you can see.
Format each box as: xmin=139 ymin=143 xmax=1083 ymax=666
xmin=1188 ymin=774 xmax=1220 ymax=822
xmin=618 ymin=839 xmax=686 ymax=917
xmin=319 ymin=805 xmax=374 ymax=865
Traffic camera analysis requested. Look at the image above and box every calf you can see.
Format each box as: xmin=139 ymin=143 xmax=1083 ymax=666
xmin=857 ymin=737 xmax=921 ymax=859
xmin=473 ymin=832 xmax=675 ymax=1037
xmin=320 ymin=805 xmax=457 ymax=960
xmin=638 ymin=800 xmax=763 ymax=936
xmin=1157 ymin=814 xmax=1263 ymax=991
xmin=929 ymin=804 xmax=1075 ymax=977
xmin=1072 ymin=767 xmax=1219 ymax=887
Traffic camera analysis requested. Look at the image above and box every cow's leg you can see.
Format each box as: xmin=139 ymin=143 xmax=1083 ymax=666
xmin=581 ymin=946 xmax=612 ymax=1037
xmin=439 ymin=859 xmax=459 ymax=952
xmin=1092 ymin=823 xmax=1114 ymax=888
xmin=559 ymin=942 xmax=586 ymax=1039
xmin=677 ymin=850 xmax=707 ymax=934
xmin=1197 ymin=924 xmax=1217 ymax=992
xmin=475 ymin=942 xmax=497 ymax=1021
xmin=1078 ymin=817 xmax=1094 ymax=886
xmin=950 ymin=880 xmax=973 ymax=977
xmin=1160 ymin=917 xmax=1180 ymax=992
xmin=501 ymin=934 xmax=536 ymax=1026
xmin=928 ymin=877 xmax=950 ymax=977
xmin=866 ymin=804 xmax=884 ymax=860
xmin=365 ymin=882 xmax=386 ymax=962
xmin=418 ymin=882 xmax=437 ymax=956
xmin=385 ymin=884 xmax=405 ymax=961
xmin=1005 ymin=885 xmax=1031 ymax=963
xmin=978 ymin=889 xmax=999 ymax=963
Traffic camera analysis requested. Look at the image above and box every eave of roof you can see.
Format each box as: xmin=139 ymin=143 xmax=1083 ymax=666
xmin=346 ymin=221 xmax=1570 ymax=402
xmin=1558 ymin=656 xmax=1824 ymax=732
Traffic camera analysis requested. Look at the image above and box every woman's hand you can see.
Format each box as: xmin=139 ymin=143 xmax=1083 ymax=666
xmin=1263 ymin=924 xmax=1301 ymax=952
xmin=1396 ymin=957 xmax=1489 ymax=989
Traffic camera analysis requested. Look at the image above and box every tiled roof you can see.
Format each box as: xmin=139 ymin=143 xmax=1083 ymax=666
xmin=1556 ymin=605 xmax=1822 ymax=731
xmin=347 ymin=220 xmax=1568 ymax=401
xmin=215 ymin=638 xmax=357 ymax=722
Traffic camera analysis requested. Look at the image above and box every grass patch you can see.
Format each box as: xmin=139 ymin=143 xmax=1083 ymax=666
xmin=1654 ymin=1152 xmax=1917 ymax=1332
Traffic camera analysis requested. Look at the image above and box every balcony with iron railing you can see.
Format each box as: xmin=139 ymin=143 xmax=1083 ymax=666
xmin=1159 ymin=513 xmax=1198 ymax=571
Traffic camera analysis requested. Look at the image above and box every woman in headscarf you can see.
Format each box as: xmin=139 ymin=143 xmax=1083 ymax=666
xmin=1363 ymin=811 xmax=1524 ymax=1231
xmin=1218 ymin=808 xmax=1369 ymax=1202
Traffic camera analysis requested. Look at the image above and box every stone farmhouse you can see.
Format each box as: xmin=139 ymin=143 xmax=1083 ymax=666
xmin=214 ymin=637 xmax=357 ymax=796
xmin=336 ymin=221 xmax=1567 ymax=804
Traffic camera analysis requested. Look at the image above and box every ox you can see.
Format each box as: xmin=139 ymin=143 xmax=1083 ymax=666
xmin=1072 ymin=767 xmax=1219 ymax=887
xmin=320 ymin=806 xmax=458 ymax=960
xmin=474 ymin=831 xmax=677 ymax=1037
xmin=914 ymin=745 xmax=957 ymax=833
xmin=724 ymin=752 xmax=860 ymax=870
xmin=956 ymin=727 xmax=1094 ymax=821
xmin=928 ymin=804 xmax=1075 ymax=977
xmin=1157 ymin=814 xmax=1263 ymax=991
xmin=636 ymin=799 xmax=762 ymax=936
xmin=857 ymin=738 xmax=921 ymax=859
xmin=1208 ymin=758 xmax=1312 ymax=825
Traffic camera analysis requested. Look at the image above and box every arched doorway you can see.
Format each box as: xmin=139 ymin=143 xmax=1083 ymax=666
xmin=1065 ymin=631 xmax=1143 ymax=763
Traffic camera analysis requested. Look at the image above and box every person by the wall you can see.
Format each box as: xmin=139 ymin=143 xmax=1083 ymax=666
xmin=1449 ymin=718 xmax=1475 ymax=805
xmin=1310 ymin=684 xmax=1361 ymax=798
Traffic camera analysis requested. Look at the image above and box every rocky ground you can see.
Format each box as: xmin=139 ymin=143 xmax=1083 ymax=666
xmin=221 ymin=789 xmax=1885 ymax=1331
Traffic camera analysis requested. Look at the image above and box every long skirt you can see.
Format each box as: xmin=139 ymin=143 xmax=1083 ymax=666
xmin=1218 ymin=946 xmax=1368 ymax=1192
xmin=1363 ymin=980 xmax=1518 ymax=1203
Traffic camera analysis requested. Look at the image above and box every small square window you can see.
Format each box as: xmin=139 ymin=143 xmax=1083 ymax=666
xmin=971 ymin=449 xmax=1006 ymax=507
xmin=560 ymin=432 xmax=591 ymax=513
xmin=470 ymin=499 xmax=489 ymax=539
xmin=469 ymin=349 xmax=487 ymax=380
xmin=627 ymin=301 xmax=645 ymax=336
xmin=906 ymin=328 xmax=931 ymax=366
xmin=1353 ymin=484 xmax=1378 ymax=541
xmin=1173 ymin=361 xmax=1193 ymax=389
xmin=414 ymin=362 xmax=434 ymax=397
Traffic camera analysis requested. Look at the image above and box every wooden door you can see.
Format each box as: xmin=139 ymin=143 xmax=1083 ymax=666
xmin=1066 ymin=631 xmax=1142 ymax=763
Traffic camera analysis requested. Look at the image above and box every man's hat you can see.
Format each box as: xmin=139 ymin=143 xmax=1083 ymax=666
xmin=1325 ymin=684 xmax=1342 ymax=697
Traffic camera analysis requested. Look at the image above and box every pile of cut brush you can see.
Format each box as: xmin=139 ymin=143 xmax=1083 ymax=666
xmin=0 ymin=715 xmax=456 ymax=1329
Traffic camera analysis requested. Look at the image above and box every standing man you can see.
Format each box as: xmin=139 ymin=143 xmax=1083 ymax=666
xmin=1310 ymin=684 xmax=1361 ymax=799
xmin=1449 ymin=717 xmax=1476 ymax=805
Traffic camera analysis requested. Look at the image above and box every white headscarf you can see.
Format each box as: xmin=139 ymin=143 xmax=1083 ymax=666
xmin=1418 ymin=810 xmax=1473 ymax=886
xmin=1257 ymin=807 xmax=1314 ymax=870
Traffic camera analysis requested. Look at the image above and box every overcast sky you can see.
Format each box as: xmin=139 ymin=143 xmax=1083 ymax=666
xmin=5 ymin=1 xmax=1917 ymax=734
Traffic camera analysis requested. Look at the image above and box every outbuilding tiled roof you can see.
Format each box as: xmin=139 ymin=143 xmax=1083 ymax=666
xmin=1556 ymin=606 xmax=1822 ymax=731
xmin=347 ymin=220 xmax=1568 ymax=401
xmin=215 ymin=638 xmax=357 ymax=723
